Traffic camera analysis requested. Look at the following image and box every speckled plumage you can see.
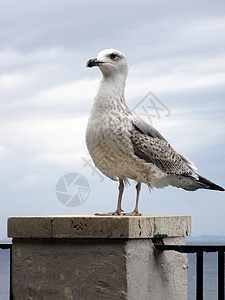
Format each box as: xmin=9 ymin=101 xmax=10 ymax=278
xmin=85 ymin=49 xmax=224 ymax=215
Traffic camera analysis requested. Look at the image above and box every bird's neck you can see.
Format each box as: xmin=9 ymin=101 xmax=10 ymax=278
xmin=97 ymin=74 xmax=126 ymax=100
xmin=90 ymin=74 xmax=130 ymax=115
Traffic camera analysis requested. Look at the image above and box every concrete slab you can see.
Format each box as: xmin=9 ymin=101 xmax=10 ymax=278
xmin=11 ymin=237 xmax=188 ymax=300
xmin=8 ymin=215 xmax=191 ymax=239
xmin=8 ymin=216 xmax=52 ymax=238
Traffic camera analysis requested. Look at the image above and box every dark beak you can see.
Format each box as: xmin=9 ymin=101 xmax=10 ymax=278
xmin=86 ymin=58 xmax=103 ymax=68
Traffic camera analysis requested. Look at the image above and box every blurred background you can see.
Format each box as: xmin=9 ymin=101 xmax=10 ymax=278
xmin=0 ymin=0 xmax=225 ymax=241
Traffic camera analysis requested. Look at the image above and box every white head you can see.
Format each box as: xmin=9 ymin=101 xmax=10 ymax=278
xmin=86 ymin=49 xmax=128 ymax=78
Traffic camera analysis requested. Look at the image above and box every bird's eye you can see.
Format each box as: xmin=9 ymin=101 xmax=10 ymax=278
xmin=109 ymin=53 xmax=117 ymax=60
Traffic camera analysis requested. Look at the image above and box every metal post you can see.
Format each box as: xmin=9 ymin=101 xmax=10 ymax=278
xmin=10 ymin=244 xmax=13 ymax=300
xmin=218 ymin=250 xmax=224 ymax=300
xmin=196 ymin=251 xmax=203 ymax=300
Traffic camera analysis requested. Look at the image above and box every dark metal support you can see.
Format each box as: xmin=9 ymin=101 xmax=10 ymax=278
xmin=0 ymin=244 xmax=13 ymax=300
xmin=10 ymin=244 xmax=13 ymax=300
xmin=218 ymin=250 xmax=224 ymax=300
xmin=196 ymin=251 xmax=203 ymax=300
xmin=154 ymin=244 xmax=225 ymax=300
xmin=154 ymin=244 xmax=225 ymax=253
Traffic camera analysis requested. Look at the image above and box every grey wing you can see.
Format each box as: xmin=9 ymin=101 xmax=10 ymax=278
xmin=130 ymin=119 xmax=197 ymax=178
xmin=132 ymin=116 xmax=167 ymax=141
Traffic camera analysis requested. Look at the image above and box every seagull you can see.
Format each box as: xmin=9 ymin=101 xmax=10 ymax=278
xmin=85 ymin=49 xmax=224 ymax=216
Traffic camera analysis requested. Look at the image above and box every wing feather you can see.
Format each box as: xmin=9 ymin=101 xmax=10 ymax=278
xmin=130 ymin=119 xmax=197 ymax=178
xmin=132 ymin=116 xmax=167 ymax=141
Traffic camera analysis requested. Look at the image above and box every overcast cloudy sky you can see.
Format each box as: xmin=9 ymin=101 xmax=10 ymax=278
xmin=0 ymin=0 xmax=225 ymax=240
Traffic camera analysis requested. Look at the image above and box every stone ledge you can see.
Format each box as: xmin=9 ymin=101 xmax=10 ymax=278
xmin=8 ymin=215 xmax=191 ymax=239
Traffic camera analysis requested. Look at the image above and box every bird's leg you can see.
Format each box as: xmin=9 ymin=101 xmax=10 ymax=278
xmin=95 ymin=179 xmax=124 ymax=216
xmin=124 ymin=182 xmax=142 ymax=216
xmin=116 ymin=179 xmax=125 ymax=214
xmin=134 ymin=182 xmax=142 ymax=214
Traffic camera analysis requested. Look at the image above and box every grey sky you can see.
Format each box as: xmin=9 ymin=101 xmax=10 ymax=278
xmin=0 ymin=0 xmax=225 ymax=240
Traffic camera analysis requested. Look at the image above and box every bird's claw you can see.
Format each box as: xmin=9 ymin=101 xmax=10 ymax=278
xmin=95 ymin=210 xmax=142 ymax=216
xmin=123 ymin=211 xmax=142 ymax=216
xmin=95 ymin=210 xmax=123 ymax=216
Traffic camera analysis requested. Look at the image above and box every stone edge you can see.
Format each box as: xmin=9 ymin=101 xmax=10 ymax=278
xmin=8 ymin=215 xmax=191 ymax=239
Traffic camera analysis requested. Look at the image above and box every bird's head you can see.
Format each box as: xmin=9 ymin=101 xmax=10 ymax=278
xmin=86 ymin=49 xmax=128 ymax=78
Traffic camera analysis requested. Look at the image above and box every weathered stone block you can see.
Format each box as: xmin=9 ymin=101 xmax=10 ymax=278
xmin=8 ymin=215 xmax=190 ymax=299
xmin=8 ymin=215 xmax=191 ymax=239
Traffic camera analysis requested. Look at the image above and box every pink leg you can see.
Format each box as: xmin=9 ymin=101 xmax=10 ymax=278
xmin=124 ymin=182 xmax=142 ymax=216
xmin=95 ymin=179 xmax=124 ymax=216
xmin=116 ymin=179 xmax=124 ymax=213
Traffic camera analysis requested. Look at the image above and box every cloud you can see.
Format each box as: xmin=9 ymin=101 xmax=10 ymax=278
xmin=0 ymin=116 xmax=88 ymax=153
xmin=1 ymin=0 xmax=225 ymax=240
xmin=0 ymin=145 xmax=10 ymax=158
xmin=127 ymin=53 xmax=225 ymax=100
xmin=29 ymin=78 xmax=98 ymax=109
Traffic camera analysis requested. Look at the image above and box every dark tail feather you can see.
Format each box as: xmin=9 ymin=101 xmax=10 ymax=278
xmin=198 ymin=175 xmax=224 ymax=191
